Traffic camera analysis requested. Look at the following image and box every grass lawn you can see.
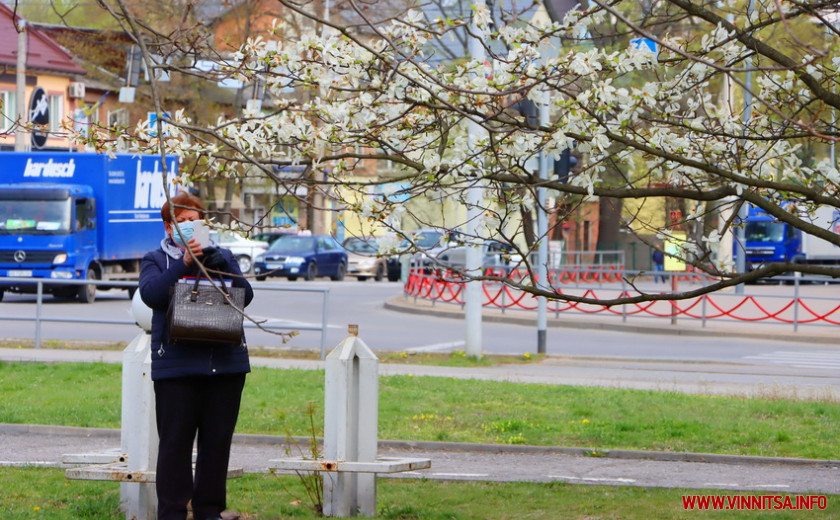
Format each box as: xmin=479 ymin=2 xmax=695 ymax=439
xmin=0 ymin=362 xmax=838 ymax=459
xmin=1 ymin=468 xmax=836 ymax=519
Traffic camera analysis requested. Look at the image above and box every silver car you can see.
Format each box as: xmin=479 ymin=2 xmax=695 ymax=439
xmin=343 ymin=237 xmax=389 ymax=281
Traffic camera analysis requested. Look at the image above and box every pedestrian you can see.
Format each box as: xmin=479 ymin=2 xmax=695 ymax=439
xmin=652 ymin=247 xmax=665 ymax=283
xmin=139 ymin=192 xmax=253 ymax=520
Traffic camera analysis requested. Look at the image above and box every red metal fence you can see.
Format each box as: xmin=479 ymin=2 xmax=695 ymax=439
xmin=404 ymin=269 xmax=840 ymax=328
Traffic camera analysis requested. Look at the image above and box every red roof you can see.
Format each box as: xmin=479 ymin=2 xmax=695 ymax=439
xmin=0 ymin=3 xmax=85 ymax=76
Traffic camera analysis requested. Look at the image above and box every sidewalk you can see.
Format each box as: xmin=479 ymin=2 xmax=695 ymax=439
xmin=2 ymin=424 xmax=839 ymax=495
xmin=3 ymin=346 xmax=838 ymax=399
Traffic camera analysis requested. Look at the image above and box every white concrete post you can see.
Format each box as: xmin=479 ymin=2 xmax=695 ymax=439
xmin=122 ymin=293 xmax=158 ymax=519
xmin=464 ymin=5 xmax=486 ymax=358
xmin=323 ymin=326 xmax=379 ymax=517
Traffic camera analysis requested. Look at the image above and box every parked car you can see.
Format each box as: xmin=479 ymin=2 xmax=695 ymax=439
xmin=438 ymin=240 xmax=519 ymax=269
xmin=342 ymin=237 xmax=394 ymax=281
xmin=210 ymin=230 xmax=268 ymax=274
xmin=252 ymin=230 xmax=295 ymax=245
xmin=403 ymin=228 xmax=462 ymax=271
xmin=254 ymin=234 xmax=348 ymax=281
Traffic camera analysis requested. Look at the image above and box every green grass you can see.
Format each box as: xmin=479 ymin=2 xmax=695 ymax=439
xmin=1 ymin=362 xmax=839 ymax=459
xmin=1 ymin=468 xmax=836 ymax=519
xmin=2 ymin=341 xmax=538 ymax=366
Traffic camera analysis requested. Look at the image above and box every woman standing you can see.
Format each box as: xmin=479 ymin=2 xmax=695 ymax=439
xmin=139 ymin=192 xmax=253 ymax=520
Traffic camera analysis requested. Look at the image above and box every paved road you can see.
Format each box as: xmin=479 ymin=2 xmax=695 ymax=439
xmin=1 ymin=280 xmax=839 ymax=392
xmin=0 ymin=279 xmax=836 ymax=354
xmin=3 ymin=425 xmax=838 ymax=495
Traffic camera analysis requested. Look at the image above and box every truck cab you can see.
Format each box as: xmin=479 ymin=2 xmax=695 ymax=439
xmin=740 ymin=204 xmax=840 ymax=270
xmin=0 ymin=185 xmax=100 ymax=301
xmin=741 ymin=211 xmax=801 ymax=268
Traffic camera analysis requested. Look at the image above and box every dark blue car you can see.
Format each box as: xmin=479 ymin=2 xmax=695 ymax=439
xmin=254 ymin=234 xmax=348 ymax=281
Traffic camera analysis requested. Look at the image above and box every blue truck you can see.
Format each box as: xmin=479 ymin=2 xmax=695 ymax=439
xmin=740 ymin=204 xmax=840 ymax=269
xmin=0 ymin=152 xmax=177 ymax=302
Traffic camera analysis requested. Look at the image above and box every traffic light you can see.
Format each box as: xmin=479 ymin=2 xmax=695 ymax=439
xmin=554 ymin=148 xmax=577 ymax=182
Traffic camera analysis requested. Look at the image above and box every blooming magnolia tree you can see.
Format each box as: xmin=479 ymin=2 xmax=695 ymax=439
xmin=80 ymin=0 xmax=840 ymax=304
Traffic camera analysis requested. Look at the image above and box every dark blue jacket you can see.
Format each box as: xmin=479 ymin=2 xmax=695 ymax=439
xmin=139 ymin=244 xmax=254 ymax=381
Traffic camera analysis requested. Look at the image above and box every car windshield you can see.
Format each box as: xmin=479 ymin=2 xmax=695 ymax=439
xmin=399 ymin=231 xmax=444 ymax=250
xmin=745 ymin=221 xmax=785 ymax=243
xmin=0 ymin=199 xmax=72 ymax=235
xmin=345 ymin=240 xmax=378 ymax=254
xmin=270 ymin=236 xmax=315 ymax=252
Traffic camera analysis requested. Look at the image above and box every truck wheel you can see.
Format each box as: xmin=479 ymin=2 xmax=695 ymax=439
xmin=374 ymin=263 xmax=385 ymax=282
xmin=78 ymin=268 xmax=98 ymax=304
xmin=236 ymin=255 xmax=253 ymax=273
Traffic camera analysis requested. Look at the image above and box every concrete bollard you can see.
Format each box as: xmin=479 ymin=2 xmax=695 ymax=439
xmin=64 ymin=292 xmax=159 ymax=520
xmin=119 ymin=330 xmax=158 ymax=519
xmin=269 ymin=325 xmax=430 ymax=517
xmin=323 ymin=325 xmax=379 ymax=517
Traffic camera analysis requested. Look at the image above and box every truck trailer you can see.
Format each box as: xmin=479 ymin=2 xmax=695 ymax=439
xmin=0 ymin=152 xmax=177 ymax=302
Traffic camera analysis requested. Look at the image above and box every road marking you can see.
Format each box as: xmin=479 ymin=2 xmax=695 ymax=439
xmin=703 ymin=483 xmax=740 ymax=487
xmin=752 ymin=484 xmax=791 ymax=488
xmin=743 ymin=351 xmax=840 ymax=369
xmin=406 ymin=340 xmax=465 ymax=353
xmin=249 ymin=316 xmax=343 ymax=329
xmin=431 ymin=472 xmax=490 ymax=478
xmin=549 ymin=475 xmax=636 ymax=483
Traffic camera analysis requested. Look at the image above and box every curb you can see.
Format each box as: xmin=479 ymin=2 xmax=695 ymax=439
xmin=384 ymin=295 xmax=839 ymax=345
xmin=3 ymin=424 xmax=837 ymax=469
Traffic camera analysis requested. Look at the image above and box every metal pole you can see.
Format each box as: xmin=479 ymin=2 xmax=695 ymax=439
xmin=734 ymin=0 xmax=755 ymax=295
xmin=15 ymin=19 xmax=26 ymax=151
xmin=793 ymin=272 xmax=800 ymax=333
xmin=463 ymin=6 xmax=485 ymax=358
xmin=670 ymin=273 xmax=677 ymax=326
xmin=621 ymin=277 xmax=627 ymax=323
xmin=536 ymin=90 xmax=549 ymax=354
xmin=320 ymin=288 xmax=330 ymax=360
xmin=35 ymin=281 xmax=43 ymax=348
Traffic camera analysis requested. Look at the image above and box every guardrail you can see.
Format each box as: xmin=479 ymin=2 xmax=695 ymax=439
xmin=404 ymin=269 xmax=840 ymax=331
xmin=0 ymin=278 xmax=331 ymax=356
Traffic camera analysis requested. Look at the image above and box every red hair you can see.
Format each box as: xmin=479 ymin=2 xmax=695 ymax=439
xmin=160 ymin=192 xmax=206 ymax=223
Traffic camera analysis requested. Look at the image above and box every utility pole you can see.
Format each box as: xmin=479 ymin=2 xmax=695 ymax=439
xmin=464 ymin=5 xmax=485 ymax=358
xmin=15 ymin=19 xmax=26 ymax=151
xmin=734 ymin=0 xmax=755 ymax=295
xmin=535 ymin=36 xmax=560 ymax=354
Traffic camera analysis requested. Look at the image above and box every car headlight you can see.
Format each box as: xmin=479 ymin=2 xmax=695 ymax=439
xmin=256 ymin=254 xmax=265 ymax=262
xmin=52 ymin=253 xmax=67 ymax=264
xmin=286 ymin=256 xmax=305 ymax=264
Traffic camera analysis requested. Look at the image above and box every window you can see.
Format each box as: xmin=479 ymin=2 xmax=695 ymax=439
xmin=1 ymin=90 xmax=16 ymax=131
xmin=107 ymin=108 xmax=128 ymax=128
xmin=75 ymin=198 xmax=96 ymax=231
xmin=49 ymin=94 xmax=64 ymax=132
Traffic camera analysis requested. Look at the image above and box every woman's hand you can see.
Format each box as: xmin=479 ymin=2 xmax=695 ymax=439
xmin=182 ymin=239 xmax=204 ymax=267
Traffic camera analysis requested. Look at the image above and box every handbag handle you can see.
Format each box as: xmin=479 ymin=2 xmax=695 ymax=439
xmin=189 ymin=276 xmax=231 ymax=303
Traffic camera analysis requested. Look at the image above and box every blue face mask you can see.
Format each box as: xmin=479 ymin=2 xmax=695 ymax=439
xmin=171 ymin=220 xmax=195 ymax=248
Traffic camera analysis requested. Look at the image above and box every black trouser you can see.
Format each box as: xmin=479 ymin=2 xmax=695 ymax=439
xmin=154 ymin=373 xmax=246 ymax=520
